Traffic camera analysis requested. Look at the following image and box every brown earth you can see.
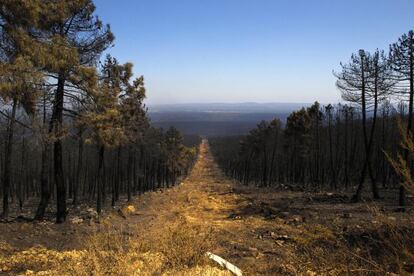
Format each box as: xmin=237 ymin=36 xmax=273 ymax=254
xmin=0 ymin=140 xmax=413 ymax=275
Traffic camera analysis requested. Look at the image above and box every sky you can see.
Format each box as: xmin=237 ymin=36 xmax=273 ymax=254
xmin=94 ymin=0 xmax=414 ymax=105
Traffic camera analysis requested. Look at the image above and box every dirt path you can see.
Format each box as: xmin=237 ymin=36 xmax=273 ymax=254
xmin=122 ymin=139 xmax=296 ymax=274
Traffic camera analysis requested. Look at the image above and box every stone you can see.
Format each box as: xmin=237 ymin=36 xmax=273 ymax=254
xmin=70 ymin=217 xmax=83 ymax=224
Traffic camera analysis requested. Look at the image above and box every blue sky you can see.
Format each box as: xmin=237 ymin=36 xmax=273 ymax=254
xmin=95 ymin=0 xmax=414 ymax=105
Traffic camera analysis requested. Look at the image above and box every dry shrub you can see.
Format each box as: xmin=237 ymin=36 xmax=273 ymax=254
xmin=294 ymin=210 xmax=414 ymax=275
xmin=85 ymin=224 xmax=135 ymax=273
xmin=158 ymin=221 xmax=215 ymax=269
xmin=0 ymin=220 xmax=224 ymax=275
xmin=295 ymin=224 xmax=336 ymax=247
xmin=0 ymin=240 xmax=13 ymax=256
xmin=70 ymin=222 xmax=171 ymax=275
xmin=0 ymin=224 xmax=163 ymax=275
xmin=341 ymin=208 xmax=414 ymax=274
xmin=164 ymin=265 xmax=232 ymax=275
xmin=0 ymin=245 xmax=88 ymax=275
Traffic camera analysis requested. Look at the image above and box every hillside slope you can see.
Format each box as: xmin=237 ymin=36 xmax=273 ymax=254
xmin=0 ymin=141 xmax=413 ymax=275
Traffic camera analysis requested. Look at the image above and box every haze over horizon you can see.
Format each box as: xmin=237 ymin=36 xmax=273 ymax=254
xmin=95 ymin=0 xmax=414 ymax=105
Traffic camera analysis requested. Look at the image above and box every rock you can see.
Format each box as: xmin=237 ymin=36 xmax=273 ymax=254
xmin=70 ymin=217 xmax=83 ymax=224
xmin=275 ymin=240 xmax=284 ymax=246
xmin=388 ymin=216 xmax=397 ymax=221
xmin=275 ymin=235 xmax=290 ymax=241
xmin=229 ymin=213 xmax=242 ymax=220
xmin=280 ymin=211 xmax=290 ymax=218
xmin=118 ymin=205 xmax=137 ymax=219
xmin=87 ymin=207 xmax=98 ymax=216
xmin=81 ymin=208 xmax=99 ymax=220
xmin=255 ymin=252 xmax=265 ymax=259
xmin=124 ymin=205 xmax=136 ymax=214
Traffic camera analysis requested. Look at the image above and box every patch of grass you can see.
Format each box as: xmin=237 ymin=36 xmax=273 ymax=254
xmin=159 ymin=221 xmax=215 ymax=269
xmin=0 ymin=219 xmax=225 ymax=275
xmin=293 ymin=211 xmax=414 ymax=275
xmin=295 ymin=224 xmax=336 ymax=247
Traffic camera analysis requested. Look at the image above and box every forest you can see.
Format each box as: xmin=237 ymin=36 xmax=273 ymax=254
xmin=0 ymin=0 xmax=198 ymax=223
xmin=1 ymin=1 xmax=414 ymax=275
xmin=210 ymin=34 xmax=414 ymax=208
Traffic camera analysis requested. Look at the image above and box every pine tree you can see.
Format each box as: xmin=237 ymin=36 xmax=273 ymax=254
xmin=335 ymin=50 xmax=387 ymax=201
xmin=33 ymin=0 xmax=114 ymax=222
xmin=0 ymin=1 xmax=45 ymax=218
xmin=389 ymin=30 xmax=414 ymax=208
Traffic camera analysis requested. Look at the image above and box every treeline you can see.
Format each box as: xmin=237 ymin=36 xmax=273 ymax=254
xmin=210 ymin=30 xmax=414 ymax=207
xmin=210 ymin=103 xmax=399 ymax=192
xmin=0 ymin=0 xmax=198 ymax=222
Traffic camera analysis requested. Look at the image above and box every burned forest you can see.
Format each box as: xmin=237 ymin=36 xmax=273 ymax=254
xmin=0 ymin=1 xmax=414 ymax=275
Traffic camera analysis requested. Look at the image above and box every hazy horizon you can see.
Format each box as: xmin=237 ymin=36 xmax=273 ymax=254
xmin=147 ymin=102 xmax=312 ymax=113
xmin=147 ymin=101 xmax=312 ymax=106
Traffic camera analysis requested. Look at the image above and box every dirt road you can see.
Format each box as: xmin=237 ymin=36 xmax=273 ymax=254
xmin=125 ymin=139 xmax=298 ymax=274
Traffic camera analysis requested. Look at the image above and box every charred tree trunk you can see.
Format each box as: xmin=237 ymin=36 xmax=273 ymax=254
xmin=35 ymin=92 xmax=52 ymax=220
xmin=52 ymin=74 xmax=67 ymax=223
xmin=97 ymin=145 xmax=105 ymax=214
xmin=73 ymin=130 xmax=84 ymax=206
xmin=2 ymin=98 xmax=17 ymax=219
xmin=353 ymin=54 xmax=369 ymax=202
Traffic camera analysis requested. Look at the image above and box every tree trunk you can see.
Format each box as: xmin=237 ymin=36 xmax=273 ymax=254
xmin=34 ymin=143 xmax=51 ymax=220
xmin=262 ymin=143 xmax=268 ymax=187
xmin=353 ymin=54 xmax=368 ymax=202
xmin=365 ymin=63 xmax=380 ymax=200
xmin=35 ymin=91 xmax=52 ymax=220
xmin=73 ymin=131 xmax=83 ymax=206
xmin=127 ymin=147 xmax=133 ymax=201
xmin=2 ymin=98 xmax=17 ymax=219
xmin=54 ymin=74 xmax=67 ymax=223
xmin=327 ymin=110 xmax=336 ymax=190
xmin=97 ymin=145 xmax=105 ymax=214
xmin=268 ymin=132 xmax=279 ymax=185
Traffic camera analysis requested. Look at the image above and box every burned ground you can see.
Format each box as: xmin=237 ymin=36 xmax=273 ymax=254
xmin=0 ymin=140 xmax=413 ymax=275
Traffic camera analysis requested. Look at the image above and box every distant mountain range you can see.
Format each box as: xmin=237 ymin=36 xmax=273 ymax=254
xmin=147 ymin=102 xmax=312 ymax=136
xmin=148 ymin=102 xmax=311 ymax=114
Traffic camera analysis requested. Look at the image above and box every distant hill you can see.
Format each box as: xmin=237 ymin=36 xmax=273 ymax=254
xmin=148 ymin=102 xmax=309 ymax=114
xmin=148 ymin=102 xmax=311 ymax=136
